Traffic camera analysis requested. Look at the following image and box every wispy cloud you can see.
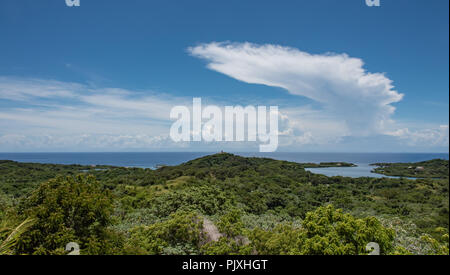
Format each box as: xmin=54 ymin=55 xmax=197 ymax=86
xmin=0 ymin=77 xmax=188 ymax=151
xmin=0 ymin=77 xmax=81 ymax=101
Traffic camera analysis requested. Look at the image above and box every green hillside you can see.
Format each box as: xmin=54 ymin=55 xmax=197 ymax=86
xmin=0 ymin=153 xmax=448 ymax=255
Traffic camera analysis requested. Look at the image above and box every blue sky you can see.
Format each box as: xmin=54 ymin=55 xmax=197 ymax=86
xmin=0 ymin=0 xmax=448 ymax=152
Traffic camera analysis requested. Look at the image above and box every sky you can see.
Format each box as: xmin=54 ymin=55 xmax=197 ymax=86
xmin=0 ymin=0 xmax=448 ymax=152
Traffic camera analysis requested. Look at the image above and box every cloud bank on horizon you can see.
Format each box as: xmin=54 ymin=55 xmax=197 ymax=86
xmin=0 ymin=42 xmax=448 ymax=152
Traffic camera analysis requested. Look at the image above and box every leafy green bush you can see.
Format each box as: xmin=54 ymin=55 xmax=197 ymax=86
xmin=126 ymin=211 xmax=203 ymax=255
xmin=16 ymin=175 xmax=117 ymax=255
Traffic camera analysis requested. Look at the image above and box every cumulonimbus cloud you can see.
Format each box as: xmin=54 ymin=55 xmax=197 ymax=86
xmin=188 ymin=42 xmax=404 ymax=136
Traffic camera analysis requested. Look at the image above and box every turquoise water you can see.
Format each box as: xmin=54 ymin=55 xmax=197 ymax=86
xmin=0 ymin=152 xmax=448 ymax=178
xmin=305 ymin=163 xmax=405 ymax=179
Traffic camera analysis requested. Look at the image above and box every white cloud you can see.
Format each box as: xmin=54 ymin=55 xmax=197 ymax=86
xmin=0 ymin=77 xmax=80 ymax=101
xmin=387 ymin=125 xmax=449 ymax=147
xmin=0 ymin=78 xmax=191 ymax=135
xmin=279 ymin=106 xmax=348 ymax=145
xmin=0 ymin=133 xmax=186 ymax=152
xmin=189 ymin=42 xmax=404 ymax=136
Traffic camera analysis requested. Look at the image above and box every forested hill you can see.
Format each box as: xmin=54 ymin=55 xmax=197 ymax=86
xmin=157 ymin=153 xmax=308 ymax=180
xmin=0 ymin=153 xmax=448 ymax=255
xmin=371 ymin=159 xmax=449 ymax=179
xmin=158 ymin=152 xmax=355 ymax=180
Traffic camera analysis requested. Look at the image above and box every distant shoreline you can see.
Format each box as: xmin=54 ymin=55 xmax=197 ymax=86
xmin=1 ymin=152 xmax=448 ymax=179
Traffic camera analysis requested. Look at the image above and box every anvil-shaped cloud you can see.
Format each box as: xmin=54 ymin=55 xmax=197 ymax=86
xmin=189 ymin=42 xmax=404 ymax=136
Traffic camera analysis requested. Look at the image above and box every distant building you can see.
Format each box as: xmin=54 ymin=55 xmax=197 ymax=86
xmin=415 ymin=166 xmax=425 ymax=171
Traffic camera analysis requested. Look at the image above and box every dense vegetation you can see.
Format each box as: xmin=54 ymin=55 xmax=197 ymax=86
xmin=0 ymin=153 xmax=448 ymax=255
xmin=371 ymin=159 xmax=449 ymax=179
xmin=0 ymin=160 xmax=114 ymax=197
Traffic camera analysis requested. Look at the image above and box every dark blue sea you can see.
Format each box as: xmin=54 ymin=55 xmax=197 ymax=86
xmin=0 ymin=152 xmax=448 ymax=178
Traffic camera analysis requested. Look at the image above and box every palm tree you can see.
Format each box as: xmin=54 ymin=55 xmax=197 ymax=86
xmin=0 ymin=218 xmax=35 ymax=255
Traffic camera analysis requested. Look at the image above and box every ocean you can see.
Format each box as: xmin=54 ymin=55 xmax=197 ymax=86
xmin=0 ymin=152 xmax=448 ymax=178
